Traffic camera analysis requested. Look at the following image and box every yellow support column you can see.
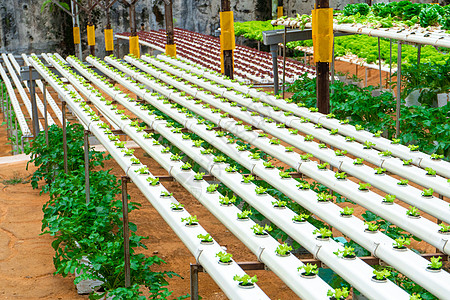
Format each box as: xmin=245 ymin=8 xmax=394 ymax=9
xmin=129 ymin=35 xmax=140 ymax=58
xmin=277 ymin=6 xmax=283 ymax=18
xmin=73 ymin=27 xmax=80 ymax=45
xmin=87 ymin=25 xmax=96 ymax=46
xmin=219 ymin=10 xmax=235 ymax=76
xmin=165 ymin=44 xmax=177 ymax=57
xmin=105 ymin=29 xmax=114 ymax=52
xmin=312 ymin=8 xmax=333 ymax=63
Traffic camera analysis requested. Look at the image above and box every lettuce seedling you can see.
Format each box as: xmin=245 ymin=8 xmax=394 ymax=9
xmin=216 ymin=251 xmax=233 ymax=263
xmin=233 ymin=274 xmax=258 ymax=287
xmin=340 ymin=207 xmax=354 ymax=216
xmin=242 ymin=175 xmax=254 ymax=183
xmin=251 ymin=224 xmax=272 ymax=235
xmin=407 ymin=206 xmax=420 ymax=217
xmin=298 ymin=263 xmax=318 ymax=276
xmin=292 ymin=213 xmax=309 ymax=222
xmin=428 ymin=256 xmax=442 ymax=270
xmin=197 ymin=233 xmax=212 ymax=242
xmin=373 ymin=269 xmax=390 ymax=280
xmin=275 ymin=244 xmax=292 ymax=256
xmin=313 ymin=227 xmax=332 ymax=239
xmin=237 ymin=210 xmax=252 ymax=220
xmin=327 ymin=288 xmax=349 ymax=300
xmin=255 ymin=186 xmax=267 ymax=195
xmin=206 ymin=184 xmax=218 ymax=193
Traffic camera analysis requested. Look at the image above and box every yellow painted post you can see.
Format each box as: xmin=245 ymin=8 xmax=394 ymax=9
xmin=129 ymin=35 xmax=140 ymax=57
xmin=219 ymin=10 xmax=235 ymax=76
xmin=87 ymin=25 xmax=96 ymax=46
xmin=277 ymin=6 xmax=283 ymax=18
xmin=312 ymin=8 xmax=333 ymax=63
xmin=165 ymin=44 xmax=177 ymax=57
xmin=73 ymin=27 xmax=80 ymax=44
xmin=105 ymin=29 xmax=114 ymax=52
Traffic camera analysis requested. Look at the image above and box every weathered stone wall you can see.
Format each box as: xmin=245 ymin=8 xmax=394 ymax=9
xmin=0 ymin=0 xmax=446 ymax=56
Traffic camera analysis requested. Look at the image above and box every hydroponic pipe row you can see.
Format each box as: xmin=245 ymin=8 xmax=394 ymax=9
xmin=0 ymin=58 xmax=31 ymax=136
xmin=87 ymin=55 xmax=450 ymax=299
xmin=109 ymin=55 xmax=449 ymax=253
xmin=30 ymin=54 xmax=270 ymax=300
xmin=157 ymin=54 xmax=450 ymax=179
xmin=8 ymin=54 xmax=56 ymax=127
xmin=144 ymin=55 xmax=450 ymax=197
xmin=48 ymin=54 xmax=336 ymax=300
xmin=123 ymin=55 xmax=450 ymax=225
xmin=66 ymin=55 xmax=411 ymax=300
xmin=1 ymin=53 xmax=43 ymax=131
xmin=22 ymin=54 xmax=63 ymax=124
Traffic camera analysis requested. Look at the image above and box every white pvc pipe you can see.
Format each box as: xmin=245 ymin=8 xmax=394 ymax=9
xmin=67 ymin=55 xmax=411 ymax=300
xmin=31 ymin=54 xmax=270 ymax=300
xmin=51 ymin=54 xmax=335 ymax=299
xmin=129 ymin=55 xmax=450 ymax=224
xmin=91 ymin=55 xmax=450 ymax=299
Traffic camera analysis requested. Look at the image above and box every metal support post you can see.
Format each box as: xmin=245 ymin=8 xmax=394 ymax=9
xmin=417 ymin=44 xmax=421 ymax=65
xmin=190 ymin=264 xmax=199 ymax=300
xmin=221 ymin=0 xmax=234 ymax=79
xmin=28 ymin=67 xmax=40 ymax=137
xmin=84 ymin=129 xmax=90 ymax=204
xmin=62 ymin=101 xmax=68 ymax=173
xmin=14 ymin=118 xmax=19 ymax=154
xmin=282 ymin=26 xmax=287 ymax=98
xmin=165 ymin=0 xmax=175 ymax=46
xmin=315 ymin=0 xmax=330 ymax=114
xmin=389 ymin=39 xmax=392 ymax=90
xmin=395 ymin=41 xmax=402 ymax=138
xmin=121 ymin=176 xmax=131 ymax=288
xmin=378 ymin=37 xmax=382 ymax=88
xmin=331 ymin=39 xmax=335 ymax=87
xmin=43 ymin=83 xmax=49 ymax=145
xmin=270 ymin=44 xmax=279 ymax=94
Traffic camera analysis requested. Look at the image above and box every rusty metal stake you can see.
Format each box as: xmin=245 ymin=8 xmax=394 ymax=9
xmin=43 ymin=82 xmax=49 ymax=145
xmin=121 ymin=176 xmax=131 ymax=288
xmin=84 ymin=129 xmax=90 ymax=204
xmin=190 ymin=264 xmax=199 ymax=300
xmin=62 ymin=101 xmax=68 ymax=173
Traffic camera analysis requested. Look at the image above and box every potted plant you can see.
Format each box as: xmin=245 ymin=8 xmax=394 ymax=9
xmin=160 ymin=191 xmax=173 ymax=198
xmin=392 ymin=237 xmax=410 ymax=251
xmin=318 ymin=162 xmax=329 ymax=170
xmin=233 ymin=274 xmax=258 ymax=289
xmin=216 ymin=251 xmax=233 ymax=265
xmin=255 ymin=186 xmax=268 ymax=196
xmin=327 ymin=287 xmax=349 ymax=300
xmin=358 ymin=182 xmax=371 ymax=192
xmin=422 ymin=188 xmax=434 ymax=198
xmin=297 ymin=182 xmax=310 ymax=190
xmin=365 ymin=222 xmax=379 ymax=233
xmin=333 ymin=246 xmax=356 ymax=260
xmin=425 ymin=168 xmax=436 ymax=176
xmin=292 ymin=213 xmax=309 ymax=224
xmin=372 ymin=269 xmax=391 ymax=283
xmin=317 ymin=192 xmax=333 ymax=203
xmin=275 ymin=244 xmax=292 ymax=257
xmin=237 ymin=210 xmax=252 ymax=221
xmin=298 ymin=263 xmax=318 ymax=278
xmin=335 ymin=172 xmax=347 ymax=180
xmin=272 ymin=200 xmax=287 ymax=209
xmin=219 ymin=195 xmax=236 ymax=206
xmin=438 ymin=223 xmax=450 ymax=235
xmin=146 ymin=177 xmax=160 ymax=186
xmin=340 ymin=207 xmax=354 ymax=218
xmin=427 ymin=256 xmax=443 ymax=272
xmin=170 ymin=203 xmax=184 ymax=212
xmin=374 ymin=167 xmax=386 ymax=175
xmin=263 ymin=161 xmax=275 ymax=169
xmin=382 ymin=194 xmax=396 ymax=205
xmin=241 ymin=175 xmax=254 ymax=184
xmin=353 ymin=158 xmax=364 ymax=165
xmin=313 ymin=227 xmax=332 ymax=241
xmin=182 ymin=215 xmax=199 ymax=227
xmin=304 ymin=135 xmax=314 ymax=142
xmin=251 ymin=224 xmax=272 ymax=237
xmin=197 ymin=233 xmax=213 ymax=245
xmin=406 ymin=206 xmax=421 ymax=219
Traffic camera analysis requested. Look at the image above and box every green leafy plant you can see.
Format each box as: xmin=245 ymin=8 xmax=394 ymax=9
xmin=317 ymin=192 xmax=333 ymax=202
xmin=340 ymin=207 xmax=354 ymax=216
xmin=130 ymin=158 xmax=140 ymax=165
xmin=327 ymin=287 xmax=349 ymax=300
xmin=233 ymin=274 xmax=258 ymax=287
xmin=431 ymin=154 xmax=444 ymax=160
xmin=181 ymin=215 xmax=198 ymax=226
xmin=365 ymin=222 xmax=379 ymax=232
xmin=292 ymin=213 xmax=310 ymax=223
xmin=335 ymin=172 xmax=347 ymax=180
xmin=334 ymin=246 xmax=356 ymax=258
xmin=408 ymin=144 xmax=419 ymax=151
xmin=353 ymin=158 xmax=364 ymax=165
xmin=345 ymin=136 xmax=355 ymax=142
xmin=374 ymin=167 xmax=386 ymax=174
xmin=373 ymin=269 xmax=391 ymax=281
xmin=407 ymin=206 xmax=420 ymax=217
xmin=393 ymin=237 xmax=411 ymax=249
xmin=170 ymin=203 xmax=184 ymax=211
xmin=251 ymin=224 xmax=272 ymax=235
xmin=249 ymin=152 xmax=260 ymax=160
xmin=272 ymin=200 xmax=287 ymax=208
xmin=439 ymin=223 xmax=450 ymax=233
xmin=363 ymin=141 xmax=376 ymax=149
xmin=206 ymin=184 xmax=218 ymax=193
xmin=269 ymin=138 xmax=281 ymax=145
xmin=197 ymin=233 xmax=213 ymax=243
xmin=300 ymin=153 xmax=313 ymax=160
xmin=225 ymin=166 xmax=237 ymax=173
xmin=194 ymin=172 xmax=205 ymax=180
xmin=403 ymin=159 xmax=412 ymax=166
xmin=318 ymin=162 xmax=329 ymax=170
xmin=297 ymin=182 xmax=310 ymax=190
xmin=428 ymin=256 xmax=442 ymax=270
xmin=422 ymin=188 xmax=434 ymax=197
xmin=379 ymin=150 xmax=392 ymax=157
xmin=313 ymin=227 xmax=332 ymax=239
xmin=146 ymin=177 xmax=160 ymax=186
xmin=334 ymin=149 xmax=347 ymax=156
xmin=255 ymin=186 xmax=267 ymax=195
xmin=237 ymin=210 xmax=252 ymax=220
xmin=160 ymin=191 xmax=173 ymax=198
xmin=180 ymin=162 xmax=192 ymax=170
xmin=425 ymin=167 xmax=436 ymax=176
xmin=398 ymin=179 xmax=409 ymax=186
xmin=298 ymin=263 xmax=318 ymax=276
xmin=275 ymin=244 xmax=292 ymax=256
xmin=214 ymin=155 xmax=226 ymax=163
xmin=358 ymin=182 xmax=371 ymax=191
xmin=263 ymin=161 xmax=275 ymax=168
xmin=383 ymin=194 xmax=396 ymax=203
xmin=216 ymin=251 xmax=233 ymax=263
xmin=285 ymin=146 xmax=294 ymax=152
xmin=318 ymin=143 xmax=327 ymax=149
xmin=219 ymin=195 xmax=236 ymax=206
xmin=242 ymin=175 xmax=254 ymax=183
xmin=279 ymin=171 xmax=292 ymax=179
